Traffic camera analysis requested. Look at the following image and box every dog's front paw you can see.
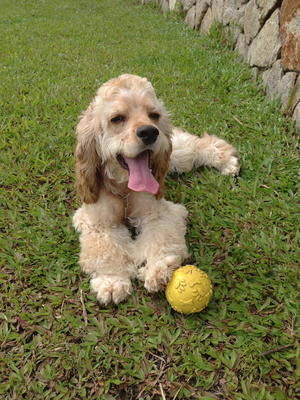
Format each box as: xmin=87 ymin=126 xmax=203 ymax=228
xmin=144 ymin=264 xmax=170 ymax=293
xmin=139 ymin=256 xmax=181 ymax=293
xmin=90 ymin=275 xmax=132 ymax=305
xmin=221 ymin=152 xmax=240 ymax=176
xmin=213 ymin=137 xmax=240 ymax=176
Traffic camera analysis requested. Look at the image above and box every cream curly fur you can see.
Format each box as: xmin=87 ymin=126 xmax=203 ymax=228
xmin=73 ymin=74 xmax=240 ymax=305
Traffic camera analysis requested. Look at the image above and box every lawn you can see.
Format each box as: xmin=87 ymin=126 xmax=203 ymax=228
xmin=0 ymin=0 xmax=299 ymax=399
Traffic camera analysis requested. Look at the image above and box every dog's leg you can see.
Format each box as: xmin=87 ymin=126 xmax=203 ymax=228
xmin=73 ymin=194 xmax=136 ymax=305
xmin=129 ymin=193 xmax=189 ymax=292
xmin=170 ymin=127 xmax=240 ymax=175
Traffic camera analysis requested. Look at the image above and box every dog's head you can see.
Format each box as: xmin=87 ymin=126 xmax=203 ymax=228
xmin=75 ymin=74 xmax=172 ymax=203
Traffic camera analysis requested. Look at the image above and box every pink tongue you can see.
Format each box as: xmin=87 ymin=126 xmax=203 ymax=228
xmin=124 ymin=152 xmax=159 ymax=194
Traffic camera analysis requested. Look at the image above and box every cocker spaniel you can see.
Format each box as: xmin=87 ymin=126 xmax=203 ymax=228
xmin=73 ymin=74 xmax=239 ymax=305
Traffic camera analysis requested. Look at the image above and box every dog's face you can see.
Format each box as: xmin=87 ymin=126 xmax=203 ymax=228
xmin=75 ymin=75 xmax=173 ymax=204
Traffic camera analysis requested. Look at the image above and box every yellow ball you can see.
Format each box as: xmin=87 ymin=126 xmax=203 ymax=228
xmin=165 ymin=265 xmax=213 ymax=314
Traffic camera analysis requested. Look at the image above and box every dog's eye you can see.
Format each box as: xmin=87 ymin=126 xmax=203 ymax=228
xmin=111 ymin=115 xmax=126 ymax=123
xmin=149 ymin=112 xmax=160 ymax=120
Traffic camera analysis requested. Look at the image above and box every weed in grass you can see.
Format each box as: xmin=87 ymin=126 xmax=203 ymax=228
xmin=0 ymin=0 xmax=299 ymax=399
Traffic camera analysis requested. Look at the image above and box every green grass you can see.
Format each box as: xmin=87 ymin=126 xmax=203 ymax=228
xmin=0 ymin=0 xmax=299 ymax=399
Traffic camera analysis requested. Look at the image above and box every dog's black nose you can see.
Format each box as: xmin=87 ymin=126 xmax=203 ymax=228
xmin=136 ymin=125 xmax=159 ymax=145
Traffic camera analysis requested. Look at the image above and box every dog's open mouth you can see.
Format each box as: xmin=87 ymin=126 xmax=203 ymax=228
xmin=117 ymin=151 xmax=159 ymax=195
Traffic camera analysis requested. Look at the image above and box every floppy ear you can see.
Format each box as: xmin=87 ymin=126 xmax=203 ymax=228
xmin=152 ymin=139 xmax=172 ymax=200
xmin=75 ymin=104 xmax=102 ymax=204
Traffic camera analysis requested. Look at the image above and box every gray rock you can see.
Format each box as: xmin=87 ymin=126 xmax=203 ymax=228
xmin=244 ymin=0 xmax=279 ymax=44
xmin=251 ymin=67 xmax=260 ymax=81
xmin=256 ymin=0 xmax=279 ymax=22
xmin=262 ymin=69 xmax=271 ymax=85
xmin=292 ymin=102 xmax=300 ymax=132
xmin=279 ymin=72 xmax=298 ymax=111
xmin=291 ymin=75 xmax=300 ymax=112
xmin=222 ymin=0 xmax=239 ymax=25
xmin=169 ymin=0 xmax=181 ymax=11
xmin=236 ymin=3 xmax=247 ymax=27
xmin=211 ymin=0 xmax=224 ymax=22
xmin=248 ymin=9 xmax=281 ymax=68
xmin=183 ymin=0 xmax=196 ymax=11
xmin=235 ymin=0 xmax=249 ymax=4
xmin=160 ymin=0 xmax=170 ymax=13
xmin=195 ymin=0 xmax=210 ymax=29
xmin=261 ymin=60 xmax=283 ymax=99
xmin=200 ymin=7 xmax=214 ymax=33
xmin=185 ymin=5 xmax=196 ymax=28
xmin=235 ymin=33 xmax=248 ymax=60
xmin=226 ymin=22 xmax=243 ymax=44
xmin=244 ymin=0 xmax=261 ymax=44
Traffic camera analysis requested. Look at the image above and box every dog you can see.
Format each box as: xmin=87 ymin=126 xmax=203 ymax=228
xmin=72 ymin=74 xmax=239 ymax=305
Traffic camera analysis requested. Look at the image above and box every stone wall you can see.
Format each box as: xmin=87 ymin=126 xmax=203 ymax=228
xmin=141 ymin=0 xmax=300 ymax=131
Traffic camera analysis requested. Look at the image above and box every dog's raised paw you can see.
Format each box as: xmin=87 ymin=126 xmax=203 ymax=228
xmin=144 ymin=264 xmax=170 ymax=293
xmin=140 ymin=256 xmax=181 ymax=293
xmin=221 ymin=154 xmax=240 ymax=176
